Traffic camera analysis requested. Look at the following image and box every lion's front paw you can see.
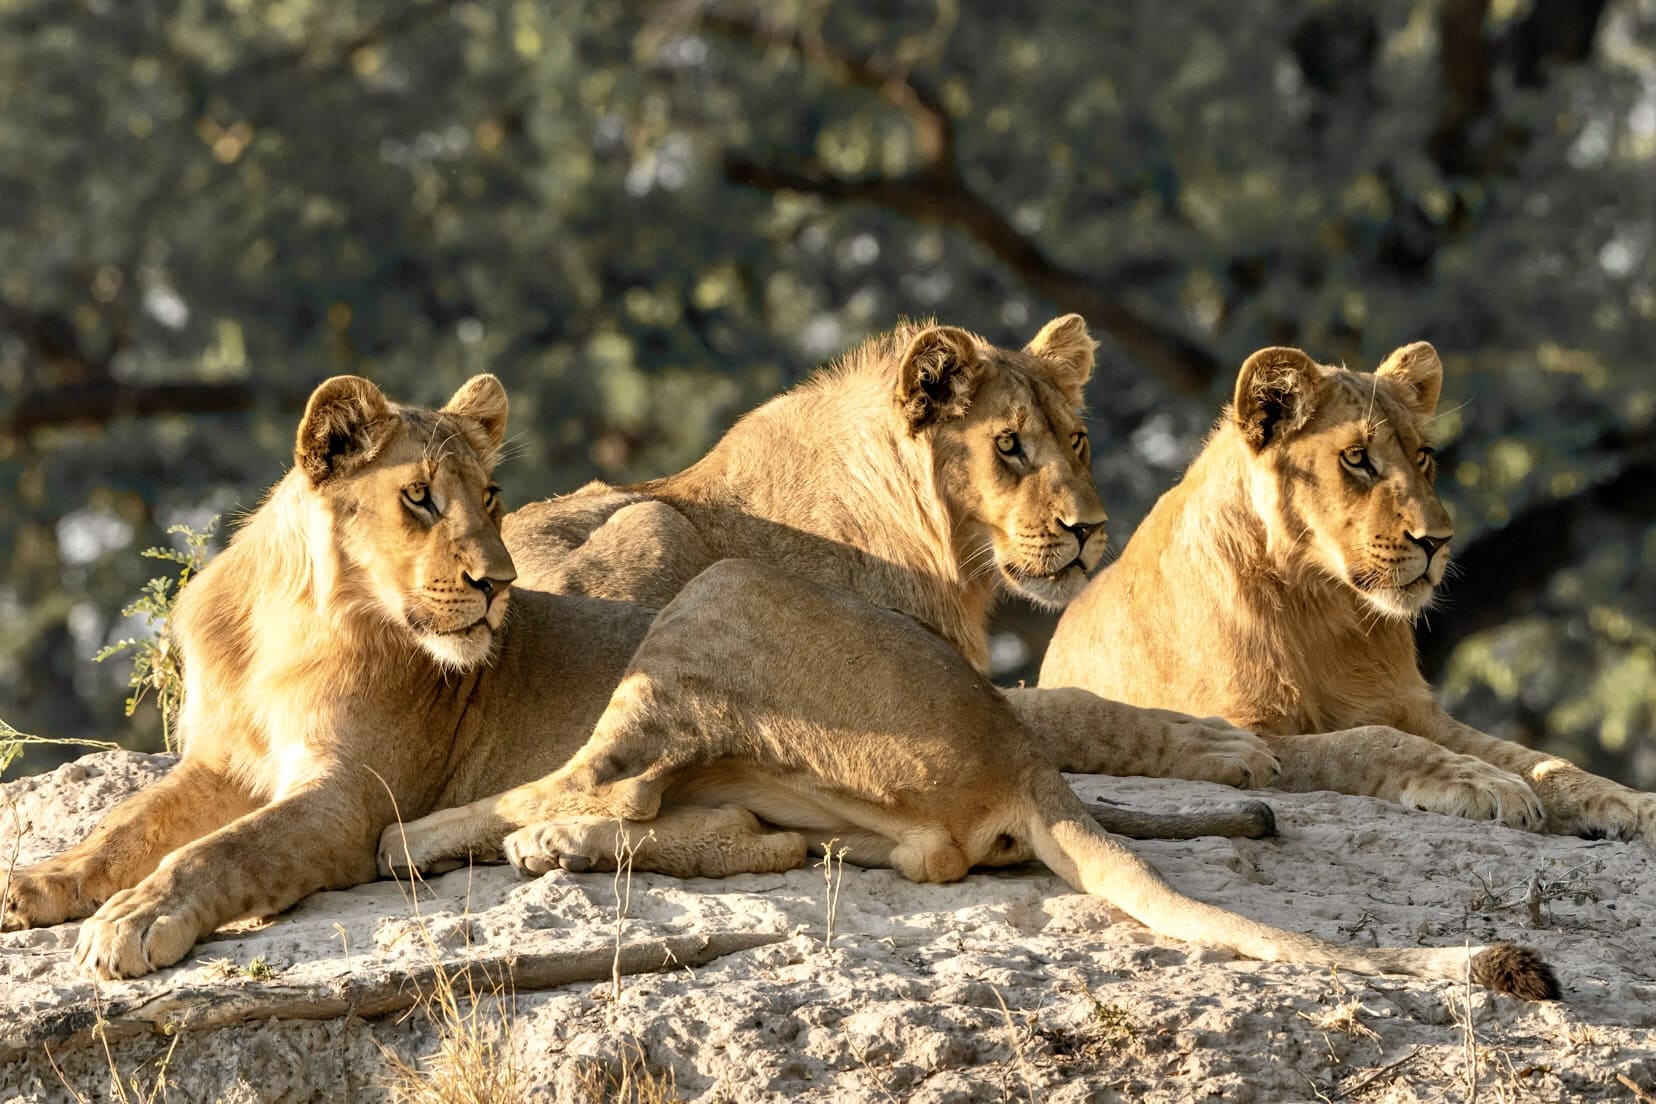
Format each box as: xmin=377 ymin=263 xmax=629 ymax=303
xmin=1173 ymin=719 xmax=1280 ymax=789
xmin=375 ymin=811 xmax=498 ymax=879
xmin=504 ymin=817 xmax=623 ymax=877
xmin=73 ymin=886 xmax=202 ymax=980
xmin=2 ymin=865 xmax=89 ymax=931
xmin=1554 ymin=784 xmax=1656 ymax=844
xmin=1395 ymin=758 xmax=1544 ymax=831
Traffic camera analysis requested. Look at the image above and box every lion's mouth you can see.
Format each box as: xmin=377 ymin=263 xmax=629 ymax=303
xmin=434 ymin=619 xmax=489 ymax=636
xmin=407 ymin=611 xmax=491 ymax=637
xmin=1003 ymin=558 xmax=1089 ymax=585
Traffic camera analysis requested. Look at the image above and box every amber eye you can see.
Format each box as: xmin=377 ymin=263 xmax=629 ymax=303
xmin=484 ymin=484 xmax=502 ymax=510
xmin=1417 ymin=447 xmax=1435 ymax=472
xmin=1340 ymin=446 xmax=1370 ymax=471
xmin=403 ymin=484 xmax=435 ymax=513
xmin=996 ymin=432 xmax=1021 ymax=457
xmin=1071 ymin=431 xmax=1087 ymax=457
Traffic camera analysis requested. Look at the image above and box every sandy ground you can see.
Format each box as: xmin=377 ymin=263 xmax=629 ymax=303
xmin=2 ymin=751 xmax=1654 ymax=1103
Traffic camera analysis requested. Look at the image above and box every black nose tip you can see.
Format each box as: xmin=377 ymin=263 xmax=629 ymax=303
xmin=1408 ymin=533 xmax=1450 ymax=559
xmin=1060 ymin=519 xmax=1103 ymax=546
xmin=465 ymin=573 xmax=512 ymax=597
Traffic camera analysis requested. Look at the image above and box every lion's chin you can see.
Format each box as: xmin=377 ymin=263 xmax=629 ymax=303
xmin=1000 ymin=562 xmax=1091 ymax=610
xmin=415 ymin=622 xmax=496 ymax=671
xmin=1355 ymin=576 xmax=1436 ymax=621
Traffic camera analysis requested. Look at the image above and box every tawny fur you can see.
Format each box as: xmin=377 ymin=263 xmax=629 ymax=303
xmin=1042 ymin=342 xmax=1656 ymax=842
xmin=0 ymin=319 xmax=1261 ymax=978
xmin=0 ymin=375 xmax=654 ymax=977
xmin=502 ymin=313 xmax=1282 ymax=788
xmin=388 ymin=559 xmax=1557 ymax=1000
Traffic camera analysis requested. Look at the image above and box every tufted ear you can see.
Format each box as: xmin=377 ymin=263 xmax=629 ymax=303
xmin=1375 ymin=341 xmax=1442 ymax=421
xmin=1232 ymin=347 xmax=1323 ymax=450
xmin=896 ymin=325 xmax=983 ymax=432
xmin=1024 ymin=314 xmax=1096 ymax=406
xmin=295 ymin=375 xmax=390 ymax=483
xmin=443 ymin=373 xmax=509 ymax=458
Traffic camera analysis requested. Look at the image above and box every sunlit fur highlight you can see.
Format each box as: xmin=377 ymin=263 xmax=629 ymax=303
xmin=507 ymin=314 xmax=1106 ymax=670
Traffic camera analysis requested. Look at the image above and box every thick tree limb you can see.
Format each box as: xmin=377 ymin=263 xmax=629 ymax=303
xmin=1428 ymin=0 xmax=1610 ymax=178
xmin=703 ymin=12 xmax=1219 ymax=393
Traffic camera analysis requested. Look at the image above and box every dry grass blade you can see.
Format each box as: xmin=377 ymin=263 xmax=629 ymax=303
xmin=570 ymin=1037 xmax=682 ymax=1104
xmin=1619 ymin=1073 xmax=1656 ymax=1104
xmin=376 ymin=797 xmax=525 ymax=1104
xmin=990 ymin=987 xmax=1040 ymax=1104
xmin=817 ymin=837 xmax=846 ymax=948
xmin=45 ymin=991 xmax=181 ymax=1104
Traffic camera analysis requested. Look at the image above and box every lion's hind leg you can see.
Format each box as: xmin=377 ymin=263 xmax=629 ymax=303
xmin=502 ymin=804 xmax=807 ymax=879
xmin=3 ymin=759 xmax=255 ymax=931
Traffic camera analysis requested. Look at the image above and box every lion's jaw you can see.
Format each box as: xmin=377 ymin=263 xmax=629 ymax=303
xmin=1236 ymin=355 xmax=1453 ymax=626
xmin=992 ymin=532 xmax=1104 ymax=608
xmin=930 ymin=359 xmax=1107 ymax=612
xmin=310 ymin=418 xmax=516 ymax=673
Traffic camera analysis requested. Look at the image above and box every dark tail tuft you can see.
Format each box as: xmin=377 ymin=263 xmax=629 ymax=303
xmin=1239 ymin=800 xmax=1276 ymax=838
xmin=1470 ymin=943 xmax=1560 ymax=1001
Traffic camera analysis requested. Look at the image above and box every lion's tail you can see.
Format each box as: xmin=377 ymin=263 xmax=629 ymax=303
xmin=1022 ymin=775 xmax=1559 ymax=1001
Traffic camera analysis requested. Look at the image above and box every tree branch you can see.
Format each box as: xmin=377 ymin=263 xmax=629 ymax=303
xmin=702 ymin=12 xmax=1219 ymax=393
xmin=1417 ymin=435 xmax=1656 ymax=680
xmin=0 ymin=931 xmax=784 ymax=1062
xmin=1428 ymin=0 xmax=1611 ymax=178
xmin=2 ymin=379 xmax=312 ymax=440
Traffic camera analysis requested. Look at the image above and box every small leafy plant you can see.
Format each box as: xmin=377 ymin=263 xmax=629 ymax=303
xmin=0 ymin=717 xmax=118 ymax=780
xmin=94 ymin=518 xmax=219 ymax=752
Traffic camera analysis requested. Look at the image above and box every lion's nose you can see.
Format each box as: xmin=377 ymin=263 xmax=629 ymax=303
xmin=1407 ymin=533 xmax=1450 ymax=560
xmin=1058 ymin=518 xmax=1104 ymax=547
xmin=464 ymin=572 xmax=515 ymax=601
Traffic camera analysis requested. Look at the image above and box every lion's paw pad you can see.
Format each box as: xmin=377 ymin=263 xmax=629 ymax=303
xmin=1180 ymin=726 xmax=1280 ymax=789
xmin=73 ymin=890 xmax=199 ymax=980
xmin=1398 ymin=765 xmax=1543 ymax=831
xmin=504 ymin=818 xmax=620 ymax=878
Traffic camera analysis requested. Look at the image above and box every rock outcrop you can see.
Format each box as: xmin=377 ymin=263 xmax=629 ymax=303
xmin=3 ymin=752 xmax=1653 ymax=1102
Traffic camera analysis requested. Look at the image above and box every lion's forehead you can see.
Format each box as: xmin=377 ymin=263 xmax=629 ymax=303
xmin=1313 ymin=373 xmax=1429 ymax=455
xmin=375 ymin=414 xmax=494 ymax=482
xmin=979 ymin=366 xmax=1081 ymax=439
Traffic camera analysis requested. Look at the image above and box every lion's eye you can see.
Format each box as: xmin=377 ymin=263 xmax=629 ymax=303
xmin=996 ymin=432 xmax=1021 ymax=458
xmin=1340 ymin=446 xmax=1371 ymax=472
xmin=1070 ymin=432 xmax=1087 ymax=457
xmin=403 ymin=484 xmax=436 ymax=514
xmin=484 ymin=484 xmax=502 ymax=510
xmin=1417 ymin=447 xmax=1435 ymax=472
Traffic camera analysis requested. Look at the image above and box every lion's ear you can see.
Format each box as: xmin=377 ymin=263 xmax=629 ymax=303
xmin=1024 ymin=314 xmax=1095 ymax=406
xmin=896 ymin=325 xmax=983 ymax=432
xmin=1375 ymin=341 xmax=1442 ymax=421
xmin=1232 ymin=347 xmax=1323 ymax=450
xmin=295 ymin=375 xmax=390 ymax=483
xmin=443 ymin=373 xmax=509 ymax=457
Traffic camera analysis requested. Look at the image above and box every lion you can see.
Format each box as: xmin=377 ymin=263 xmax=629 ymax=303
xmin=379 ymin=555 xmax=1557 ymax=1000
xmin=1 ymin=321 xmax=1266 ymax=978
xmin=1040 ymin=341 xmax=1656 ymax=842
xmin=3 ymin=351 xmax=1556 ymax=997
xmin=497 ymin=314 xmax=1279 ymax=790
xmin=0 ymin=374 xmax=656 ymax=977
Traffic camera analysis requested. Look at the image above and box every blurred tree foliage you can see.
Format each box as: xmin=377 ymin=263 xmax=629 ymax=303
xmin=1 ymin=0 xmax=1652 ymax=785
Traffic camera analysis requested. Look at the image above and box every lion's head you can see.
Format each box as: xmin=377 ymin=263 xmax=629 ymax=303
xmin=294 ymin=373 xmax=517 ymax=668
xmin=1230 ymin=341 xmax=1452 ymax=619
xmin=894 ymin=314 xmax=1107 ymax=608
